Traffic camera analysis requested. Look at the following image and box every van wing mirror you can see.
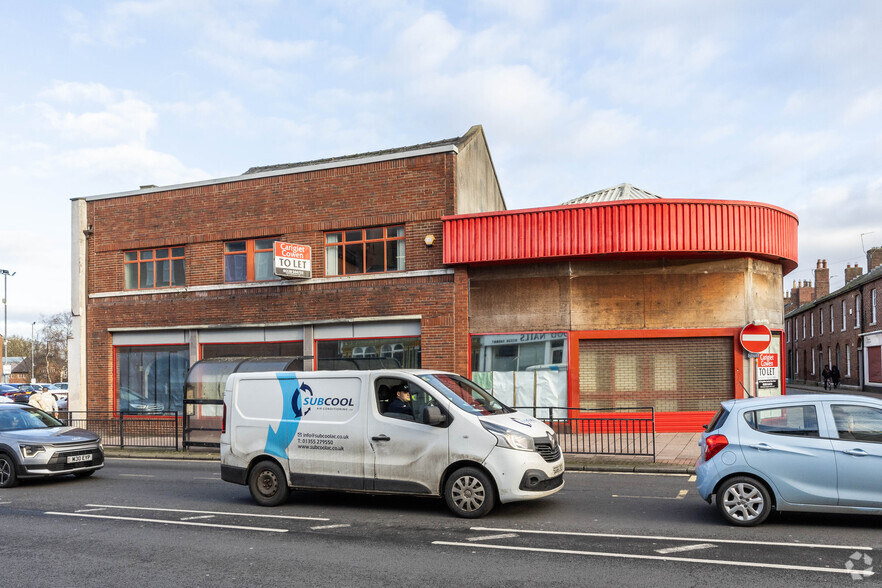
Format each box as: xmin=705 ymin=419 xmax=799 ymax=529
xmin=422 ymin=406 xmax=445 ymax=426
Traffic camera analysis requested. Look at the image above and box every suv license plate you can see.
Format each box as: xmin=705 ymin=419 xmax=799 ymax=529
xmin=67 ymin=454 xmax=91 ymax=464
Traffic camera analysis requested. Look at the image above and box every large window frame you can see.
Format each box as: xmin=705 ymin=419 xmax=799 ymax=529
xmin=224 ymin=238 xmax=280 ymax=283
xmin=124 ymin=247 xmax=185 ymax=290
xmin=324 ymin=225 xmax=405 ymax=276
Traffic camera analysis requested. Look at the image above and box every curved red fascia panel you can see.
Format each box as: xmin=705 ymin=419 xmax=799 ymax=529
xmin=442 ymin=199 xmax=799 ymax=275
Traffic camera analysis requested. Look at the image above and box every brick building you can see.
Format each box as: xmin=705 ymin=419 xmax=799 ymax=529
xmin=69 ymin=126 xmax=799 ymax=432
xmin=784 ymin=248 xmax=882 ymax=392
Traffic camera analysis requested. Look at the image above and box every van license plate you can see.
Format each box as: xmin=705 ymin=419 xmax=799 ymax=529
xmin=67 ymin=454 xmax=91 ymax=464
xmin=553 ymin=464 xmax=564 ymax=475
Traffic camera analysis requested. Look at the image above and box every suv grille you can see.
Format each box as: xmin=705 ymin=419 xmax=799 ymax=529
xmin=535 ymin=442 xmax=561 ymax=463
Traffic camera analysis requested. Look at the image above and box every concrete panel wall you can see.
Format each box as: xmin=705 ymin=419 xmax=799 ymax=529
xmin=468 ymin=257 xmax=784 ymax=333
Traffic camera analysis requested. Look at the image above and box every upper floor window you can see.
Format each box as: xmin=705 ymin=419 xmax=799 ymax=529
xmin=325 ymin=225 xmax=404 ymax=276
xmin=855 ymin=294 xmax=861 ymax=328
xmin=225 ymin=238 xmax=280 ymax=283
xmin=124 ymin=247 xmax=185 ymax=289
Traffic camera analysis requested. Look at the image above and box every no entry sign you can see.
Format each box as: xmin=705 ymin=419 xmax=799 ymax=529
xmin=740 ymin=323 xmax=772 ymax=354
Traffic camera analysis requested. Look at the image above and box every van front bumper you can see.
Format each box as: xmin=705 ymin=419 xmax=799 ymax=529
xmin=483 ymin=446 xmax=565 ymax=504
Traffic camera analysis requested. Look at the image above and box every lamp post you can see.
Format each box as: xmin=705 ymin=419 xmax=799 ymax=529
xmin=1 ymin=269 xmax=15 ymax=384
xmin=31 ymin=321 xmax=36 ymax=384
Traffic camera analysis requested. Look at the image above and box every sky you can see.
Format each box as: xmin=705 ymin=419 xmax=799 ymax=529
xmin=1 ymin=0 xmax=881 ymax=340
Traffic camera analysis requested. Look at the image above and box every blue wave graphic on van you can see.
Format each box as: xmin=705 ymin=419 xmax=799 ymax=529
xmin=264 ymin=374 xmax=310 ymax=459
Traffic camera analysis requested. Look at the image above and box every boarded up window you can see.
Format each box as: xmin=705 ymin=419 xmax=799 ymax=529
xmin=578 ymin=337 xmax=734 ymax=412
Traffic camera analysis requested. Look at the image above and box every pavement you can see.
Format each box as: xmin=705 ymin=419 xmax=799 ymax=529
xmin=102 ymin=384 xmax=882 ymax=475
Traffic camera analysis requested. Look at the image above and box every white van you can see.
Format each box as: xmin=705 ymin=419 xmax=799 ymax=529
xmin=220 ymin=370 xmax=564 ymax=517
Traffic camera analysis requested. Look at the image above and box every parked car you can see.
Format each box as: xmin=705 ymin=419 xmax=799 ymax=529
xmin=0 ymin=403 xmax=104 ymax=487
xmin=696 ymin=393 xmax=882 ymax=526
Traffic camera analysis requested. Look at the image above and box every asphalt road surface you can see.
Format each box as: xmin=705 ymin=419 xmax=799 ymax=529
xmin=2 ymin=458 xmax=879 ymax=587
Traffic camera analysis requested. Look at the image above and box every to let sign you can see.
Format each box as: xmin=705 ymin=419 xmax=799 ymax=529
xmin=740 ymin=323 xmax=772 ymax=354
xmin=274 ymin=242 xmax=312 ymax=279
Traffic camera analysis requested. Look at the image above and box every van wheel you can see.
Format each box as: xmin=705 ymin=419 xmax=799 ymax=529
xmin=249 ymin=460 xmax=290 ymax=507
xmin=0 ymin=453 xmax=18 ymax=488
xmin=444 ymin=467 xmax=495 ymax=518
xmin=716 ymin=476 xmax=772 ymax=526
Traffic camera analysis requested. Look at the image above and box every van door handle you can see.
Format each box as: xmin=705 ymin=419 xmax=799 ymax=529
xmin=749 ymin=443 xmax=773 ymax=451
xmin=372 ymin=435 xmax=390 ymax=442
xmin=843 ymin=448 xmax=868 ymax=457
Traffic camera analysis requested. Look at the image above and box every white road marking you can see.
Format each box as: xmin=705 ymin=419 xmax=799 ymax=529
xmin=471 ymin=527 xmax=873 ymax=551
xmin=310 ymin=524 xmax=351 ymax=530
xmin=612 ymin=489 xmax=689 ymax=500
xmin=467 ymin=533 xmax=519 ymax=542
xmin=655 ymin=543 xmax=716 ymax=554
xmin=74 ymin=508 xmax=107 ymax=513
xmin=180 ymin=515 xmax=216 ymax=521
xmin=46 ymin=512 xmax=288 ymax=533
xmin=432 ymin=541 xmax=873 ymax=576
xmin=119 ymin=474 xmax=154 ymax=478
xmin=85 ymin=504 xmax=329 ymax=521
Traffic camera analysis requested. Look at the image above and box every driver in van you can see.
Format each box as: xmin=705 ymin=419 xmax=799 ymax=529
xmin=387 ymin=383 xmax=413 ymax=416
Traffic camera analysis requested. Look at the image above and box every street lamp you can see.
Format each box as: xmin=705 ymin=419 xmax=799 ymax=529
xmin=1 ymin=269 xmax=15 ymax=384
xmin=31 ymin=321 xmax=36 ymax=384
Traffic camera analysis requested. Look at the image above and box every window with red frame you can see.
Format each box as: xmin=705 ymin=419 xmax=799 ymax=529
xmin=224 ymin=238 xmax=280 ymax=282
xmin=325 ymin=226 xmax=404 ymax=276
xmin=124 ymin=247 xmax=185 ymax=289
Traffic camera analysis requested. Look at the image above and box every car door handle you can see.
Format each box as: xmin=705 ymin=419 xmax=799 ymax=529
xmin=843 ymin=448 xmax=868 ymax=457
xmin=372 ymin=435 xmax=390 ymax=442
xmin=749 ymin=443 xmax=773 ymax=451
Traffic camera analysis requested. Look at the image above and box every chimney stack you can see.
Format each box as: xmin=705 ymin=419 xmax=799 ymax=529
xmin=814 ymin=259 xmax=830 ymax=299
xmin=867 ymin=247 xmax=882 ymax=272
xmin=845 ymin=264 xmax=864 ymax=284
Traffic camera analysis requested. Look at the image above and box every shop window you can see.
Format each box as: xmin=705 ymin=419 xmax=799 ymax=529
xmin=124 ymin=247 xmax=185 ymax=289
xmin=470 ymin=333 xmax=568 ymax=411
xmin=224 ymin=238 xmax=280 ymax=282
xmin=116 ymin=345 xmax=189 ymax=413
xmin=325 ymin=225 xmax=404 ymax=276
xmin=316 ymin=337 xmax=420 ymax=369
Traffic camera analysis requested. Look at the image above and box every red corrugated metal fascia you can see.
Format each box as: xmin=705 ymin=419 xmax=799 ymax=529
xmin=443 ymin=199 xmax=799 ymax=274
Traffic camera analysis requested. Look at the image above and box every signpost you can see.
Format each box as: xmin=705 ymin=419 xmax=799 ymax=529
xmin=273 ymin=242 xmax=312 ymax=279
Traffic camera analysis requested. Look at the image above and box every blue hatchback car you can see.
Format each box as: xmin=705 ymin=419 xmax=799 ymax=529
xmin=696 ymin=393 xmax=882 ymax=526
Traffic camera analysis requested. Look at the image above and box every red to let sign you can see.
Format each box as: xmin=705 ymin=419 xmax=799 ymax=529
xmin=740 ymin=323 xmax=772 ymax=353
xmin=273 ymin=242 xmax=312 ymax=279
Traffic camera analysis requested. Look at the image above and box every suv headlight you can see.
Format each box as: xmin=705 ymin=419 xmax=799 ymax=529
xmin=20 ymin=444 xmax=46 ymax=458
xmin=481 ymin=421 xmax=535 ymax=451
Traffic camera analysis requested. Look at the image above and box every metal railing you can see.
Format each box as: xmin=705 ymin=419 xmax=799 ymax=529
xmin=514 ymin=406 xmax=656 ymax=461
xmin=59 ymin=411 xmax=180 ymax=450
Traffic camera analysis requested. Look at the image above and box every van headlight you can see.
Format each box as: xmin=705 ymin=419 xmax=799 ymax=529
xmin=481 ymin=421 xmax=535 ymax=452
xmin=20 ymin=444 xmax=46 ymax=458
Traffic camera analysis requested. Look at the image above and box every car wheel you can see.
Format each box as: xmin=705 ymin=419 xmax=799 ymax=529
xmin=73 ymin=470 xmax=96 ymax=479
xmin=444 ymin=467 xmax=496 ymax=518
xmin=0 ymin=453 xmax=19 ymax=488
xmin=248 ymin=460 xmax=290 ymax=507
xmin=716 ymin=476 xmax=772 ymax=526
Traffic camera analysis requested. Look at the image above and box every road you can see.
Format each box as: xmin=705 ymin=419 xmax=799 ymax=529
xmin=2 ymin=458 xmax=879 ymax=587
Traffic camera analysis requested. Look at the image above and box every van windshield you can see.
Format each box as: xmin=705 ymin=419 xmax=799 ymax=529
xmin=419 ymin=374 xmax=513 ymax=416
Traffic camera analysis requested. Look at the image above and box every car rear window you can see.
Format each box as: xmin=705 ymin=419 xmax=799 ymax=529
xmin=705 ymin=407 xmax=730 ymax=432
xmin=743 ymin=405 xmax=819 ymax=437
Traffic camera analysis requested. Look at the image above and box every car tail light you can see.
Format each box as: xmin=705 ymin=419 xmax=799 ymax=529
xmin=704 ymin=434 xmax=728 ymax=461
xmin=221 ymin=401 xmax=227 ymax=435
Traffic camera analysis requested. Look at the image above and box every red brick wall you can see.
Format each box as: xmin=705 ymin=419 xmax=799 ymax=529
xmin=84 ymin=153 xmax=462 ymax=411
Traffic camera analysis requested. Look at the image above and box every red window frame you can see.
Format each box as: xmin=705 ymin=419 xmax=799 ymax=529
xmin=124 ymin=247 xmax=185 ymax=290
xmin=324 ymin=225 xmax=404 ymax=276
xmin=224 ymin=238 xmax=279 ymax=283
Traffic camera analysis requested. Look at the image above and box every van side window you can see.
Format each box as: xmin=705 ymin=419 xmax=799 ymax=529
xmin=743 ymin=405 xmax=819 ymax=437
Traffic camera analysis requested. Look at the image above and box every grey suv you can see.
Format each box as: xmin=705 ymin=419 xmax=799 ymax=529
xmin=0 ymin=404 xmax=104 ymax=487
